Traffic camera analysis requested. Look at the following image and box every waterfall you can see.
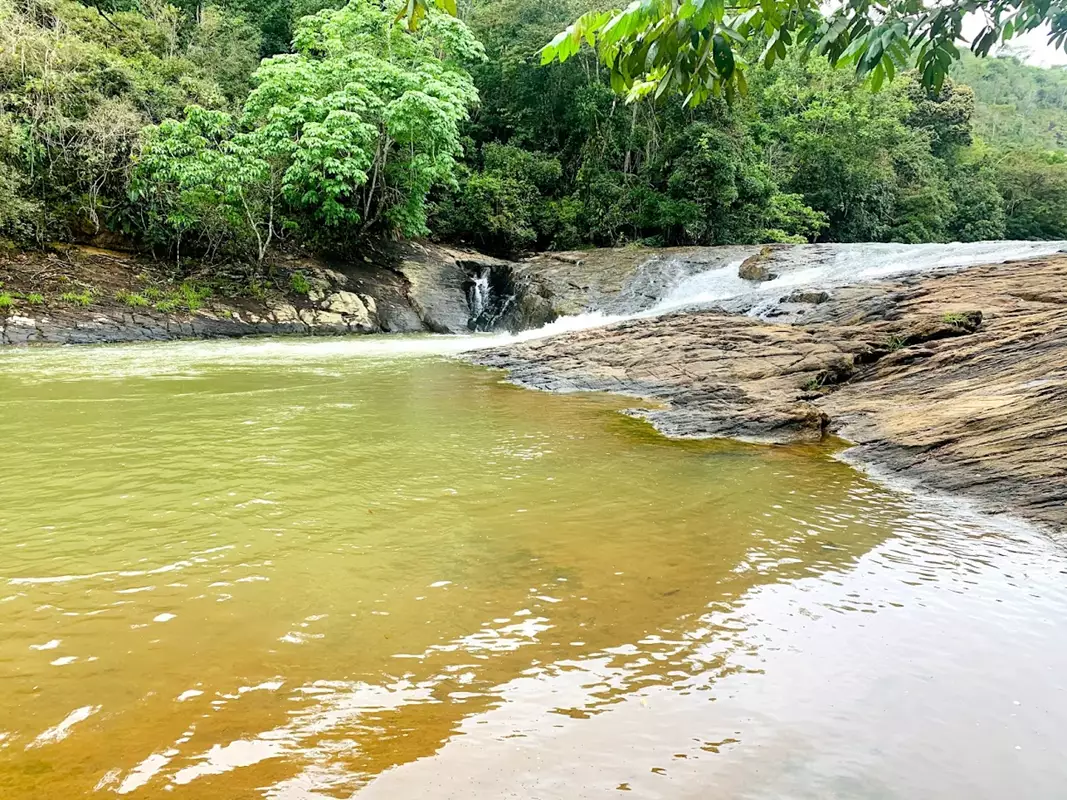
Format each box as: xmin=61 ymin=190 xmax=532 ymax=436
xmin=466 ymin=266 xmax=517 ymax=332
xmin=467 ymin=267 xmax=491 ymax=322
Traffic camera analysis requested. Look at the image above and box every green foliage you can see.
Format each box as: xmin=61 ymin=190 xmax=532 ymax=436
xmin=946 ymin=159 xmax=1007 ymax=241
xmin=763 ymin=193 xmax=829 ymax=243
xmin=0 ymin=292 xmax=12 ymax=309
xmin=25 ymin=293 xmax=45 ymax=305
xmin=134 ymin=106 xmax=283 ymax=262
xmin=0 ymin=0 xmax=260 ymax=242
xmin=60 ymin=290 xmax=94 ymax=307
xmin=116 ymin=290 xmax=150 ymax=307
xmin=538 ymin=0 xmax=1067 ymax=105
xmin=942 ymin=311 xmax=980 ymax=327
xmin=434 ymin=0 xmax=829 ymax=253
xmin=289 ymin=271 xmax=312 ymax=295
xmin=757 ymin=58 xmax=939 ymax=242
xmin=884 ymin=333 xmax=907 ymax=351
xmin=147 ymin=281 xmax=211 ymax=312
xmin=445 ymin=1 xmax=1041 ymax=253
xmin=953 ymin=53 xmax=1067 ymax=152
xmin=0 ymin=0 xmax=1059 ymax=267
xmin=434 ymin=143 xmax=569 ymax=252
xmin=997 ymin=150 xmax=1067 ymax=239
xmin=176 ymin=282 xmax=212 ymax=311
xmin=134 ymin=0 xmax=485 ymax=259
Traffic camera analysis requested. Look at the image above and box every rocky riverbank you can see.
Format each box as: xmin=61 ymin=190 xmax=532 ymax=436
xmin=467 ymin=254 xmax=1067 ymax=532
xmin=0 ymin=242 xmax=549 ymax=345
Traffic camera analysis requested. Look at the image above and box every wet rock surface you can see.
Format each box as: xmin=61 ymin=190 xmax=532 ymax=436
xmin=466 ymin=255 xmax=1067 ymax=532
xmin=738 ymin=250 xmax=779 ymax=282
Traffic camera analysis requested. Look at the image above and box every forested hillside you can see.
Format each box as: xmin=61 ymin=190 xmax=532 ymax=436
xmin=955 ymin=52 xmax=1067 ymax=151
xmin=0 ymin=0 xmax=1063 ymax=266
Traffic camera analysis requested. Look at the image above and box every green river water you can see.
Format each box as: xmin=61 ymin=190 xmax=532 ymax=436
xmin=0 ymin=336 xmax=1064 ymax=799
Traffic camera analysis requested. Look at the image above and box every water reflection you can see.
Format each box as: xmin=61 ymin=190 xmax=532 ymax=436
xmin=0 ymin=343 xmax=1064 ymax=799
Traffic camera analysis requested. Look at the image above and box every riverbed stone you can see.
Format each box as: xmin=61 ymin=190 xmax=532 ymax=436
xmin=738 ymin=253 xmax=778 ymax=282
xmin=782 ymin=290 xmax=830 ymax=304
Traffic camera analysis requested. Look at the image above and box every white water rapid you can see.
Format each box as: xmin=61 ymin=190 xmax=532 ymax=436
xmin=508 ymin=239 xmax=1067 ymax=343
xmin=646 ymin=240 xmax=1067 ymax=317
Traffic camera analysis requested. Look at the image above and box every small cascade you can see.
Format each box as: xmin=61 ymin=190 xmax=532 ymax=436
xmin=465 ymin=265 xmax=516 ymax=332
xmin=467 ymin=267 xmax=491 ymax=322
xmin=393 ymin=239 xmax=1067 ymax=351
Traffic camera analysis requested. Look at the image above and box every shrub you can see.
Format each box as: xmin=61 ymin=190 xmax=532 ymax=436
xmin=289 ymin=271 xmax=311 ymax=296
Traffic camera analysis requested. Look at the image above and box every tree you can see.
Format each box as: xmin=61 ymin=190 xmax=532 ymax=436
xmin=0 ymin=0 xmax=262 ymax=241
xmin=947 ymin=159 xmax=1007 ymax=241
xmin=134 ymin=107 xmax=286 ymax=262
xmin=755 ymin=56 xmax=949 ymax=242
xmin=905 ymin=76 xmax=975 ymax=158
xmin=135 ymin=0 xmax=485 ymax=259
xmin=997 ymin=150 xmax=1067 ymax=239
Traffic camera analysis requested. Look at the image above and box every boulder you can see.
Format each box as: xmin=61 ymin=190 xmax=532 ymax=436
xmin=738 ymin=253 xmax=778 ymax=282
xmin=323 ymin=291 xmax=376 ymax=330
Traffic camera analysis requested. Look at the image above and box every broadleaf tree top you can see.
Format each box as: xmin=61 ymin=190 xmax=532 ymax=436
xmin=402 ymin=0 xmax=1067 ymax=104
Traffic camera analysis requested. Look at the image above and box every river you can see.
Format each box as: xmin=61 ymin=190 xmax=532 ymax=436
xmin=1 ymin=336 xmax=1065 ymax=798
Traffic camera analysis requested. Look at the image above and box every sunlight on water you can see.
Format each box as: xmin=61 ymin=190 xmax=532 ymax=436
xmin=0 ymin=340 xmax=1066 ymax=799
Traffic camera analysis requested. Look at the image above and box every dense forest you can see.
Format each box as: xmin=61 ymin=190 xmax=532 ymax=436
xmin=0 ymin=0 xmax=1064 ymax=266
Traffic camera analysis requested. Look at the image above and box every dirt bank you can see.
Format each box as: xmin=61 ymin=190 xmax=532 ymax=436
xmin=466 ymin=255 xmax=1067 ymax=532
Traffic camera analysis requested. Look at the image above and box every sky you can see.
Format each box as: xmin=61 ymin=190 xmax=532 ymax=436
xmin=961 ymin=18 xmax=1067 ymax=67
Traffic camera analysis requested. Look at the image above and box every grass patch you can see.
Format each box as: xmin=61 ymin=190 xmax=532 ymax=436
xmin=941 ymin=311 xmax=982 ymax=330
xmin=151 ymin=282 xmax=212 ymax=314
xmin=179 ymin=282 xmax=212 ymax=311
xmin=25 ymin=293 xmax=44 ymax=305
xmin=60 ymin=290 xmax=93 ymax=307
xmin=289 ymin=271 xmax=311 ymax=296
xmin=0 ymin=292 xmax=13 ymax=310
xmin=883 ymin=334 xmax=907 ymax=352
xmin=116 ymin=290 xmax=150 ymax=308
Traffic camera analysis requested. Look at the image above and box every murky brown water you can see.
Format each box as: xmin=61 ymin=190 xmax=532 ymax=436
xmin=0 ymin=337 xmax=1065 ymax=799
